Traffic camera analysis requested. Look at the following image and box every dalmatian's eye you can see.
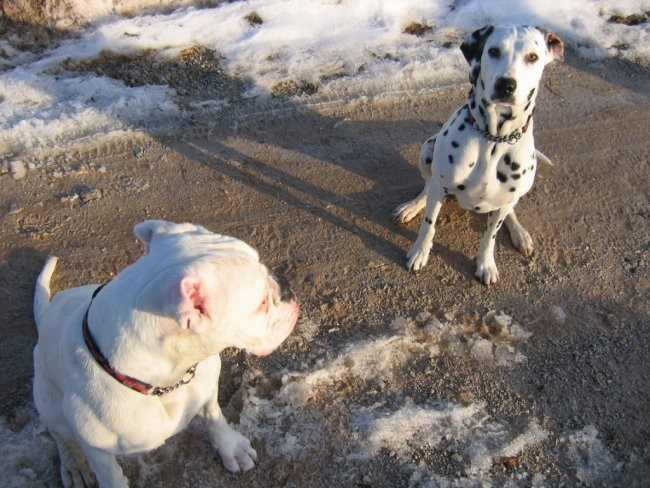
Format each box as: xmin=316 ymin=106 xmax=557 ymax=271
xmin=487 ymin=47 xmax=500 ymax=58
xmin=526 ymin=53 xmax=539 ymax=63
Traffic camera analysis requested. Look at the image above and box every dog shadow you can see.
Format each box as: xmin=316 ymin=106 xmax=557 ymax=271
xmin=0 ymin=246 xmax=46 ymax=419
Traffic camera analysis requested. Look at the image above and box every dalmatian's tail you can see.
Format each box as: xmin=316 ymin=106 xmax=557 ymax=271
xmin=34 ymin=257 xmax=58 ymax=329
xmin=536 ymin=150 xmax=553 ymax=167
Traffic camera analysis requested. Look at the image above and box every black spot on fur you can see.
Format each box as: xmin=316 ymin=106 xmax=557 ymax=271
xmin=470 ymin=65 xmax=481 ymax=85
xmin=458 ymin=124 xmax=466 ymax=131
xmin=443 ymin=187 xmax=448 ymax=194
xmin=448 ymin=154 xmax=454 ymax=164
xmin=425 ymin=157 xmax=432 ymax=165
xmin=474 ymin=205 xmax=481 ymax=211
xmin=481 ymin=98 xmax=488 ymax=107
xmin=451 ymin=141 xmax=459 ymax=148
xmin=425 ymin=217 xmax=433 ymax=224
xmin=497 ymin=171 xmax=507 ymax=183
xmin=481 ymin=79 xmax=485 ymax=90
xmin=479 ymin=105 xmax=485 ymax=118
xmin=469 ymin=161 xmax=475 ymax=168
xmin=509 ymin=187 xmax=516 ymax=192
xmin=510 ymin=161 xmax=520 ymax=171
xmin=504 ymin=154 xmax=511 ymax=165
xmin=527 ymin=88 xmax=535 ymax=101
xmin=492 ymin=234 xmax=497 ymax=239
xmin=457 ymin=184 xmax=465 ymax=190
xmin=511 ymin=173 xmax=521 ymax=180
xmin=443 ymin=129 xmax=448 ymax=136
xmin=470 ymin=100 xmax=476 ymax=109
xmin=524 ymin=101 xmax=531 ymax=111
xmin=491 ymin=144 xmax=497 ymax=156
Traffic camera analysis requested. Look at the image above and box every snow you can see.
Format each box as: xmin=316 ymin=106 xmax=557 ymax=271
xmin=1 ymin=0 xmax=649 ymax=155
xmin=0 ymin=311 xmax=622 ymax=485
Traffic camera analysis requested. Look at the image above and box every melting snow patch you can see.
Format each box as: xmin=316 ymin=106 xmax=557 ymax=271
xmin=565 ymin=425 xmax=620 ymax=484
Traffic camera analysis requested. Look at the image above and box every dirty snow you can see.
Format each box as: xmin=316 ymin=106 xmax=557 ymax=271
xmin=1 ymin=0 xmax=649 ymax=154
xmin=1 ymin=311 xmax=622 ymax=485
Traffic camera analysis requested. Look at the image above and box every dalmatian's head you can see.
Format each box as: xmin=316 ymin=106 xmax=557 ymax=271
xmin=461 ymin=25 xmax=563 ymax=107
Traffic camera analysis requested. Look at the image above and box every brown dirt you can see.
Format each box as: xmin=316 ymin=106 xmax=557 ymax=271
xmin=1 ymin=49 xmax=648 ymax=486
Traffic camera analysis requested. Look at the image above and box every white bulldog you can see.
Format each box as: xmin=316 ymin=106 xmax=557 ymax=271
xmin=32 ymin=220 xmax=299 ymax=488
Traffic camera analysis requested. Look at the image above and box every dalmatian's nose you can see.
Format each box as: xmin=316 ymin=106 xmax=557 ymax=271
xmin=494 ymin=77 xmax=517 ymax=98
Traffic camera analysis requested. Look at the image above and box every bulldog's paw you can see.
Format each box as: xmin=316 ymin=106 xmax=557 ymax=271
xmin=475 ymin=259 xmax=500 ymax=285
xmin=60 ymin=460 xmax=96 ymax=488
xmin=215 ymin=427 xmax=258 ymax=473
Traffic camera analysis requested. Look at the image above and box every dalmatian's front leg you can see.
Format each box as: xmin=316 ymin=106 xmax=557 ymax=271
xmin=504 ymin=211 xmax=534 ymax=256
xmin=406 ymin=184 xmax=444 ymax=271
xmin=476 ymin=206 xmax=513 ymax=284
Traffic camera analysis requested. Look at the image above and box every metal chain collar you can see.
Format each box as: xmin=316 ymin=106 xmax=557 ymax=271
xmin=150 ymin=364 xmax=198 ymax=396
xmin=472 ymin=123 xmax=522 ymax=145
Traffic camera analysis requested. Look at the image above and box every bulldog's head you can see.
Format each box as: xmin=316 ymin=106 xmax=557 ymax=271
xmin=461 ymin=25 xmax=563 ymax=107
xmin=133 ymin=220 xmax=298 ymax=357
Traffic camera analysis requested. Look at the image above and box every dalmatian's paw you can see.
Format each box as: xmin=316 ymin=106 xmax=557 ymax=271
xmin=475 ymin=259 xmax=500 ymax=285
xmin=511 ymin=228 xmax=534 ymax=256
xmin=406 ymin=243 xmax=431 ymax=271
xmin=393 ymin=201 xmax=424 ymax=224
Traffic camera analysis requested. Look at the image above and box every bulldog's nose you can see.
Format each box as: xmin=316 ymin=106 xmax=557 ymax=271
xmin=273 ymin=275 xmax=296 ymax=302
xmin=494 ymin=77 xmax=517 ymax=97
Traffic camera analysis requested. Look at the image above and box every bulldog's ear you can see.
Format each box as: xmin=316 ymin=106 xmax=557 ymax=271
xmin=134 ymin=220 xmax=207 ymax=253
xmin=544 ymin=31 xmax=564 ymax=62
xmin=133 ymin=220 xmax=169 ymax=252
xmin=175 ymin=276 xmax=210 ymax=332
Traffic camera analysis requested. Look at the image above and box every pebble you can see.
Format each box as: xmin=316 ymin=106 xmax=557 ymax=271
xmin=550 ymin=305 xmax=567 ymax=323
xmin=79 ymin=187 xmax=103 ymax=203
xmin=8 ymin=203 xmax=23 ymax=214
xmin=9 ymin=160 xmax=27 ymax=179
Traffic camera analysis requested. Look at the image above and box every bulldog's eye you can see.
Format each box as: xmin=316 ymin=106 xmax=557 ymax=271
xmin=487 ymin=47 xmax=500 ymax=58
xmin=526 ymin=52 xmax=539 ymax=63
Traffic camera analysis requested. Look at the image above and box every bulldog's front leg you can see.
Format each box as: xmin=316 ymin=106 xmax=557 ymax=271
xmin=201 ymin=379 xmax=257 ymax=473
xmin=79 ymin=441 xmax=129 ymax=488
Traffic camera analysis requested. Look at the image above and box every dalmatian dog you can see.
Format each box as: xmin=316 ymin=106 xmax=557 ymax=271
xmin=33 ymin=220 xmax=299 ymax=487
xmin=394 ymin=25 xmax=563 ymax=284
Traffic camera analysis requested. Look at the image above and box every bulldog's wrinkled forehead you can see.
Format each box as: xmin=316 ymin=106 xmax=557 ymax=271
xmin=133 ymin=220 xmax=259 ymax=262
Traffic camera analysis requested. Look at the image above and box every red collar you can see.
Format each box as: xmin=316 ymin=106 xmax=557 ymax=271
xmin=82 ymin=285 xmax=197 ymax=396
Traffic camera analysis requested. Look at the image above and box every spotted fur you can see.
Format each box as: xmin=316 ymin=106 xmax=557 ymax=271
xmin=393 ymin=25 xmax=563 ymax=285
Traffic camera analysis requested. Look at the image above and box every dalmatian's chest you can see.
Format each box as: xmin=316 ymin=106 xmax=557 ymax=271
xmin=432 ymin=121 xmax=537 ymax=213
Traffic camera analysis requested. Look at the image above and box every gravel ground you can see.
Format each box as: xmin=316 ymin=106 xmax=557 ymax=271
xmin=0 ymin=36 xmax=649 ymax=487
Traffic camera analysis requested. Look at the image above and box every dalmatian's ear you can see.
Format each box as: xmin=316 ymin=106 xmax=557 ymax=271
xmin=460 ymin=25 xmax=494 ymax=85
xmin=544 ymin=31 xmax=564 ymax=62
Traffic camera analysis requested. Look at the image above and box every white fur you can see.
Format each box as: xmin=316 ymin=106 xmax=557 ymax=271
xmin=33 ymin=220 xmax=299 ymax=487
xmin=394 ymin=25 xmax=563 ymax=284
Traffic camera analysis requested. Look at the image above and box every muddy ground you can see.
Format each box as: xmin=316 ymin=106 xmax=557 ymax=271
xmin=1 ymin=48 xmax=648 ymax=487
